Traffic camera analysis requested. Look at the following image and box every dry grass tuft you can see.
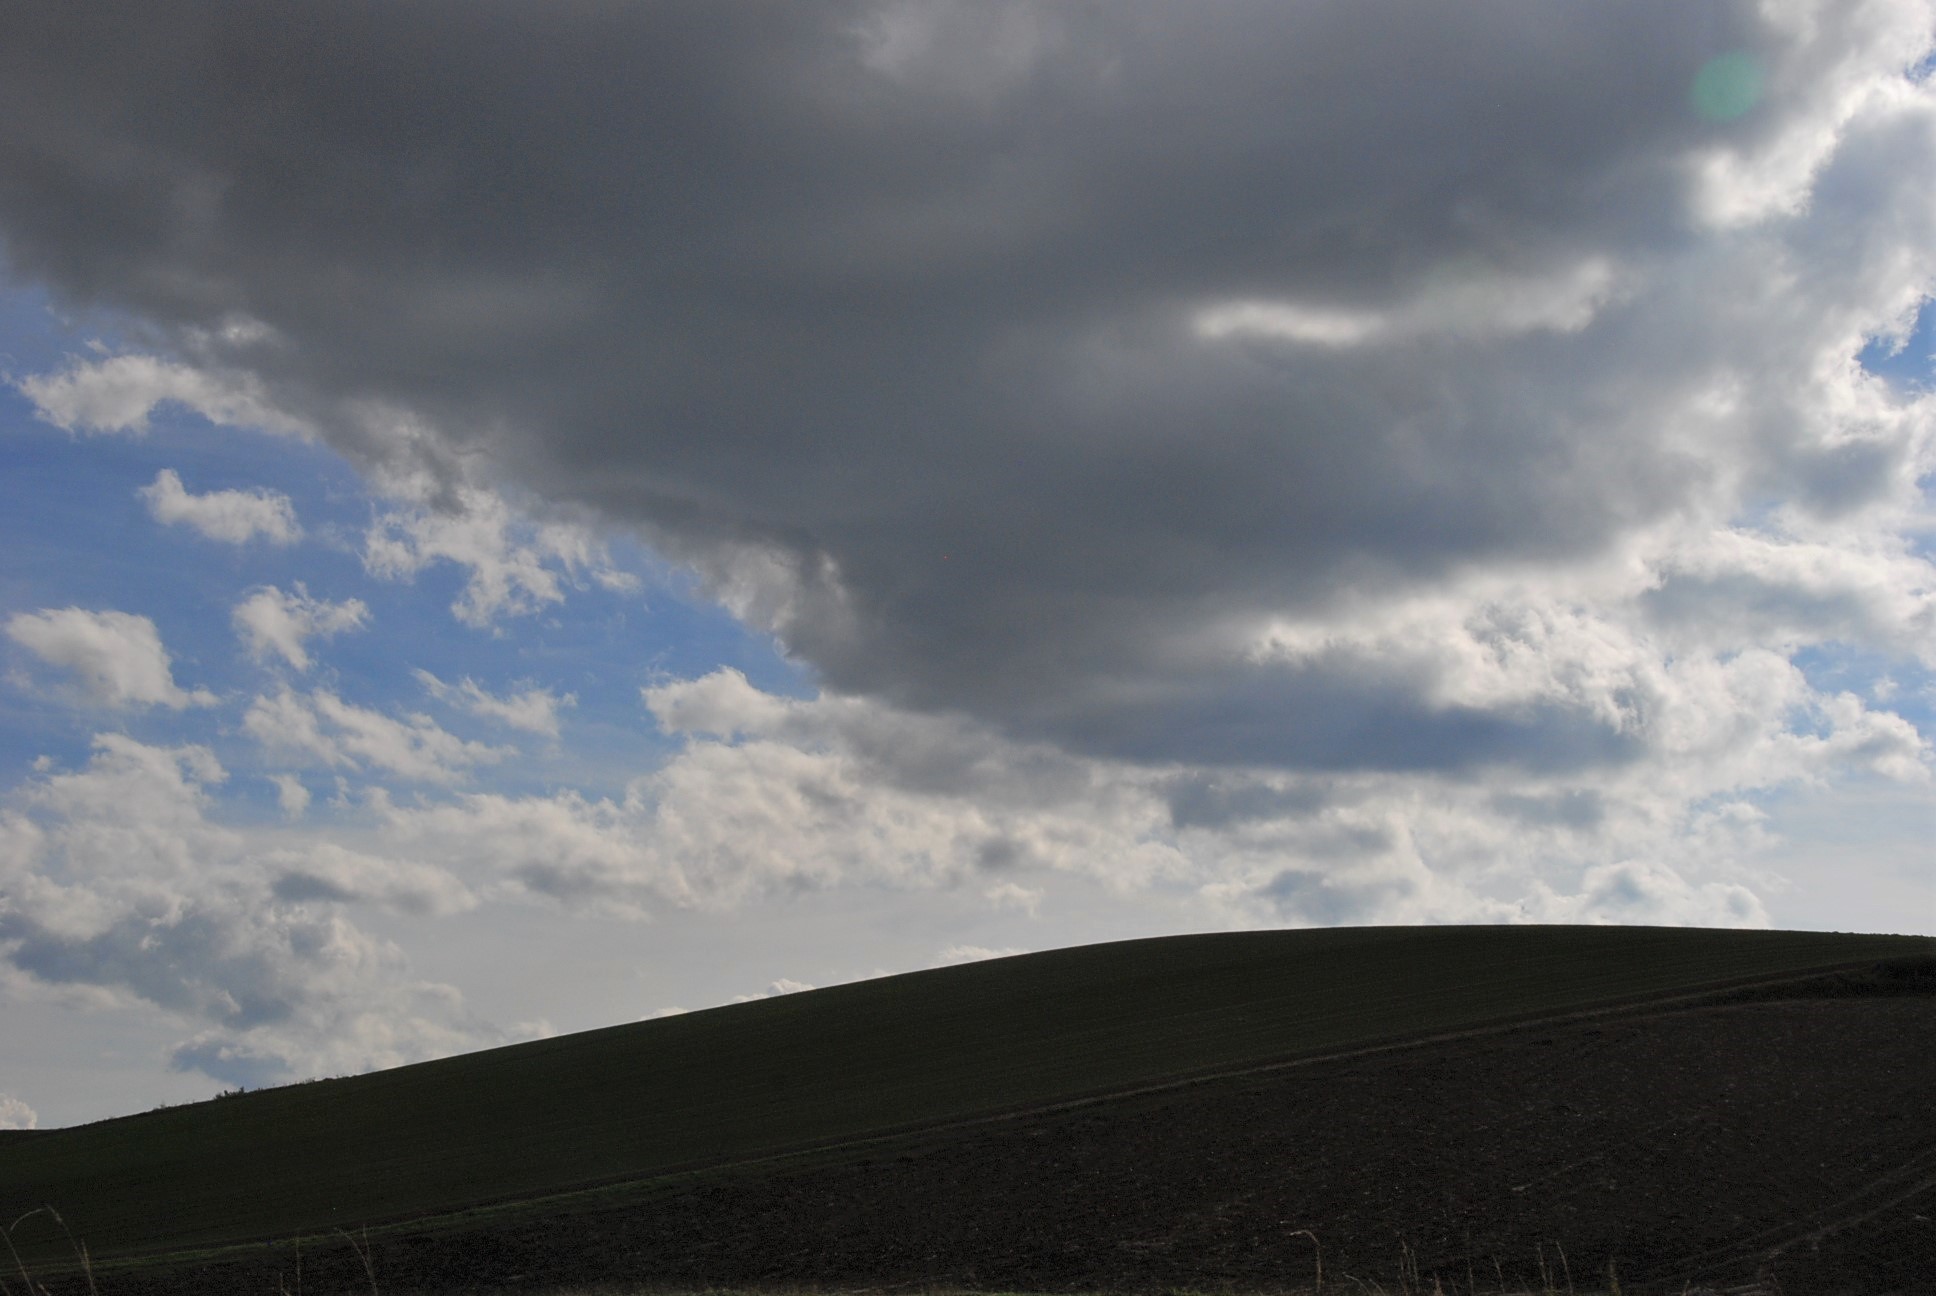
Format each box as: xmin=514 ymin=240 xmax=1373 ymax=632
xmin=2 ymin=1207 xmax=96 ymax=1296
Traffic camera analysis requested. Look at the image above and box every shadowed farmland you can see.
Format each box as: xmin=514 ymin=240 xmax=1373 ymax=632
xmin=3 ymin=924 xmax=1932 ymax=1294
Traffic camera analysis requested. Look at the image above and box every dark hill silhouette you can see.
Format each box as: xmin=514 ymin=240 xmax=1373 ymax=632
xmin=4 ymin=924 xmax=1931 ymax=1294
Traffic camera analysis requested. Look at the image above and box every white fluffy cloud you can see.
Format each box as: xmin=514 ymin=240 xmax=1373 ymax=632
xmin=0 ymin=1094 xmax=36 ymax=1130
xmin=5 ymin=608 xmax=216 ymax=709
xmin=139 ymin=469 xmax=301 ymax=545
xmin=268 ymin=773 xmax=311 ymax=820
xmin=1644 ymin=527 xmax=1936 ymax=662
xmin=18 ymin=353 xmax=310 ymax=438
xmin=1231 ymin=504 xmax=1936 ymax=791
xmin=0 ymin=734 xmax=505 ymax=1088
xmin=232 ymin=585 xmax=369 ymax=671
xmin=730 ymin=977 xmax=816 ymax=1003
xmin=414 ymin=670 xmax=574 ymax=737
xmin=364 ymin=486 xmax=637 ymax=628
xmin=243 ymin=687 xmax=510 ymax=784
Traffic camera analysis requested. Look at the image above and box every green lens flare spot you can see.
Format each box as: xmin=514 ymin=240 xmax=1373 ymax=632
xmin=1691 ymin=51 xmax=1764 ymax=122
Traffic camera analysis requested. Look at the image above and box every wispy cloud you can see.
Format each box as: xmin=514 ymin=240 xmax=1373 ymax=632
xmin=414 ymin=670 xmax=574 ymax=738
xmin=243 ymin=688 xmax=510 ymax=784
xmin=932 ymin=945 xmax=1029 ymax=967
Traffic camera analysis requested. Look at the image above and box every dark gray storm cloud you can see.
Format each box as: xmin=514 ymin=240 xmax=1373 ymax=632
xmin=3 ymin=1 xmax=1929 ymax=772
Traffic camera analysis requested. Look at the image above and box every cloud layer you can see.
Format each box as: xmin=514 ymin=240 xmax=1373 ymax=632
xmin=2 ymin=1 xmax=1932 ymax=779
xmin=0 ymin=734 xmax=513 ymax=1087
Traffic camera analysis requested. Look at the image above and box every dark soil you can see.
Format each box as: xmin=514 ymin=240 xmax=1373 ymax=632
xmin=73 ymin=971 xmax=1936 ymax=1296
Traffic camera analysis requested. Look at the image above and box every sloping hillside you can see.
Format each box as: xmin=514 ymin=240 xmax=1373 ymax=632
xmin=3 ymin=924 xmax=1929 ymax=1278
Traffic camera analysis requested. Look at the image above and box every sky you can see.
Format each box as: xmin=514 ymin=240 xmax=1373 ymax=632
xmin=1 ymin=0 xmax=1934 ymax=1131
